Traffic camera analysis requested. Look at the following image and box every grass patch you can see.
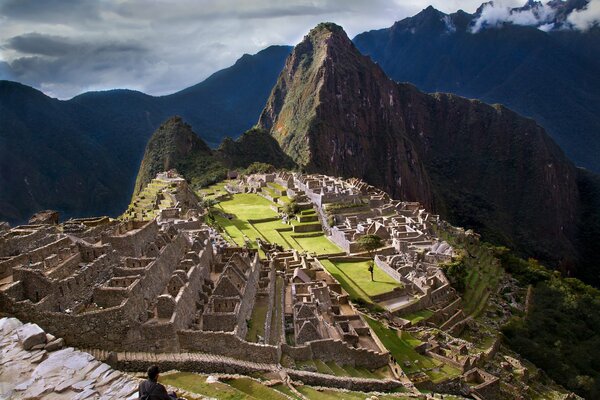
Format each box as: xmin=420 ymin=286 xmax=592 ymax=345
xmin=218 ymin=193 xmax=278 ymax=220
xmin=319 ymin=259 xmax=372 ymax=304
xmin=295 ymin=386 xmax=411 ymax=400
xmin=161 ymin=372 xmax=249 ymax=399
xmin=292 ymin=234 xmax=342 ymax=254
xmin=212 ymin=193 xmax=343 ymax=257
xmin=365 ymin=317 xmax=459 ymax=381
xmin=246 ymin=295 xmax=268 ymax=342
xmin=224 ymin=378 xmax=289 ymax=400
xmin=402 ymin=309 xmax=434 ymax=324
xmin=324 ymin=260 xmax=402 ymax=298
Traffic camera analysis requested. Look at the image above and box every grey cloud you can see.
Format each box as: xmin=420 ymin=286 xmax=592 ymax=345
xmin=0 ymin=0 xmax=486 ymax=98
xmin=0 ymin=0 xmax=100 ymax=22
xmin=7 ymin=33 xmax=80 ymax=57
xmin=4 ymin=33 xmax=150 ymax=95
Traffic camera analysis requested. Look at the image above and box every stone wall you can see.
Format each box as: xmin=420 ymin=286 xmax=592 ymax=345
xmin=374 ymin=255 xmax=403 ymax=282
xmin=286 ymin=369 xmax=402 ymax=392
xmin=282 ymin=339 xmax=388 ymax=369
xmin=103 ymin=220 xmax=158 ymax=257
xmin=263 ymin=266 xmax=276 ymax=344
xmin=234 ymin=254 xmax=261 ymax=339
xmin=178 ymin=330 xmax=281 ymax=364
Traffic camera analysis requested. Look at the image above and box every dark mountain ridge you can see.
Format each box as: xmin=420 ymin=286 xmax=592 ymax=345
xmin=0 ymin=45 xmax=292 ymax=224
xmin=132 ymin=116 xmax=295 ymax=196
xmin=259 ymin=22 xmax=591 ymax=278
xmin=353 ymin=3 xmax=600 ymax=174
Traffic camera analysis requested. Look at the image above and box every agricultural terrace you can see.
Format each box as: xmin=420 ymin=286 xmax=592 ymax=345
xmin=209 ymin=192 xmax=342 ymax=255
xmin=161 ymin=372 xmax=413 ymax=400
xmin=365 ymin=318 xmax=461 ymax=383
xmin=319 ymin=259 xmax=403 ymax=303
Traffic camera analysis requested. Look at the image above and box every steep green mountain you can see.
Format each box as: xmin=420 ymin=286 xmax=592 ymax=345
xmin=133 ymin=116 xmax=295 ymax=195
xmin=0 ymin=45 xmax=291 ymax=224
xmin=353 ymin=4 xmax=600 ymax=174
xmin=258 ymin=22 xmax=587 ymax=275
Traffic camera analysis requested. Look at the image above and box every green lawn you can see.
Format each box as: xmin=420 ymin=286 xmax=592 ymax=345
xmin=161 ymin=372 xmax=250 ymax=400
xmin=320 ymin=260 xmax=402 ymax=298
xmin=224 ymin=378 xmax=289 ymax=400
xmin=218 ymin=193 xmax=278 ymax=220
xmin=402 ymin=309 xmax=434 ymax=324
xmin=364 ymin=317 xmax=461 ymax=382
xmin=319 ymin=259 xmax=371 ymax=303
xmin=246 ymin=295 xmax=268 ymax=342
xmin=291 ymin=234 xmax=343 ymax=254
xmin=212 ymin=193 xmax=343 ymax=256
xmin=295 ymin=386 xmax=411 ymax=400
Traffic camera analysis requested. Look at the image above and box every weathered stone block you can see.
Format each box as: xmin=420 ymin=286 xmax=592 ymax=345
xmin=17 ymin=323 xmax=46 ymax=350
xmin=45 ymin=338 xmax=65 ymax=352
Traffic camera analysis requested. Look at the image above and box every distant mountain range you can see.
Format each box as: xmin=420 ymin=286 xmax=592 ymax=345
xmin=354 ymin=1 xmax=600 ymax=173
xmin=1 ymin=3 xmax=599 ymax=284
xmin=0 ymin=45 xmax=291 ymax=223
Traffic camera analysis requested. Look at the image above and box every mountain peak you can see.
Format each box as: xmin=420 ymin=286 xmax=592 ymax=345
xmin=309 ymin=22 xmax=345 ymax=35
xmin=258 ymin=23 xmax=434 ymax=205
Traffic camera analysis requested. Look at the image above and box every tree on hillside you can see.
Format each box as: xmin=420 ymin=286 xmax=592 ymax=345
xmin=357 ymin=234 xmax=383 ymax=281
xmin=283 ymin=197 xmax=300 ymax=218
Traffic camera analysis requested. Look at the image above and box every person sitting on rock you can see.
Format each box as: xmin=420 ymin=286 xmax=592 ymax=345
xmin=139 ymin=365 xmax=180 ymax=400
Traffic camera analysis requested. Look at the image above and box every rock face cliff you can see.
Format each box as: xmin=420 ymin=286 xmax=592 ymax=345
xmin=259 ymin=23 xmax=580 ymax=262
xmin=259 ymin=23 xmax=433 ymax=208
xmin=133 ymin=116 xmax=295 ymax=197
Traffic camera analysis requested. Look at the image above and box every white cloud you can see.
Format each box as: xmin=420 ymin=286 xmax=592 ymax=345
xmin=568 ymin=0 xmax=600 ymax=30
xmin=470 ymin=0 xmax=557 ymax=33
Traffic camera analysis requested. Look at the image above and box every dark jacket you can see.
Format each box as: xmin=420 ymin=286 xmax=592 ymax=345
xmin=139 ymin=379 xmax=172 ymax=400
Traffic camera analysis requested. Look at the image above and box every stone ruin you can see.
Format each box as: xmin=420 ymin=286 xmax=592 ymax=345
xmin=0 ymin=171 xmax=392 ymax=376
xmin=123 ymin=169 xmax=202 ymax=221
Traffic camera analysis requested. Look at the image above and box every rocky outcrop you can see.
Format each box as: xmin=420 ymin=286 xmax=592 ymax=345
xmin=258 ymin=23 xmax=581 ymax=263
xmin=0 ymin=317 xmax=138 ymax=399
xmin=259 ymin=23 xmax=433 ymax=208
xmin=28 ymin=210 xmax=59 ymax=225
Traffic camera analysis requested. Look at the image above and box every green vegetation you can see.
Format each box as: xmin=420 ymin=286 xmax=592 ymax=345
xmin=436 ymin=229 xmax=504 ymax=317
xmin=295 ymin=385 xmax=410 ymax=400
xmin=499 ymin=252 xmax=600 ymax=399
xmin=246 ymin=295 xmax=268 ymax=342
xmin=365 ymin=317 xmax=460 ymax=382
xmin=402 ymin=309 xmax=434 ymax=324
xmin=357 ymin=234 xmax=384 ymax=281
xmin=134 ymin=120 xmax=296 ymax=199
xmin=223 ymin=378 xmax=290 ymax=400
xmin=244 ymin=162 xmax=276 ymax=174
xmin=160 ymin=372 xmax=252 ymax=399
xmin=282 ymin=198 xmax=300 ymax=217
xmin=320 ymin=259 xmax=401 ymax=300
xmin=291 ymin=234 xmax=342 ymax=254
xmin=323 ymin=200 xmax=368 ymax=214
xmin=217 ymin=194 xmax=278 ymax=220
xmin=212 ymin=193 xmax=342 ymax=255
xmin=439 ymin=254 xmax=467 ymax=293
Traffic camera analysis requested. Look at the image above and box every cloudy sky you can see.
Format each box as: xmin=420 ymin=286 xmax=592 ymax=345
xmin=0 ymin=0 xmax=589 ymax=99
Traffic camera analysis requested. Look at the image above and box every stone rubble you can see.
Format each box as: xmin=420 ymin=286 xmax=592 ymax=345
xmin=0 ymin=317 xmax=140 ymax=400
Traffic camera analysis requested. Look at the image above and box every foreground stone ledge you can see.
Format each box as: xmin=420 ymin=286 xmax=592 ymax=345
xmin=0 ymin=317 xmax=139 ymax=399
